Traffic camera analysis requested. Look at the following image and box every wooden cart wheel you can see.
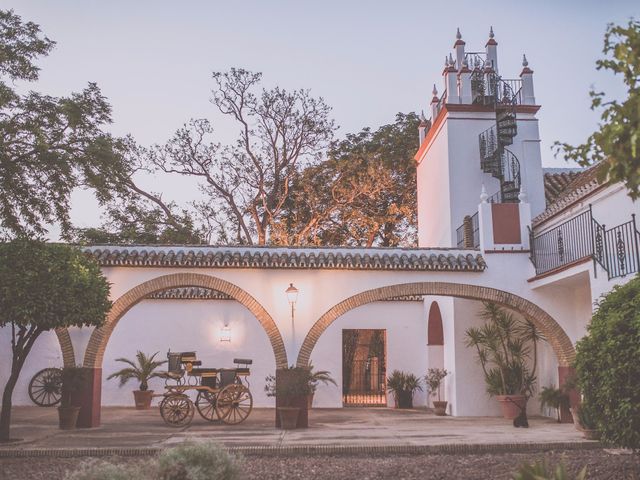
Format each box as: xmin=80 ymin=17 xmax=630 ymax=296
xmin=160 ymin=394 xmax=194 ymax=427
xmin=28 ymin=368 xmax=62 ymax=407
xmin=195 ymin=391 xmax=221 ymax=422
xmin=216 ymin=384 xmax=253 ymax=425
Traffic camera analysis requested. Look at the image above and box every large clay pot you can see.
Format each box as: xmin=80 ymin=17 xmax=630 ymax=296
xmin=496 ymin=395 xmax=527 ymax=419
xmin=278 ymin=407 xmax=300 ymax=430
xmin=133 ymin=390 xmax=154 ymax=409
xmin=58 ymin=406 xmax=80 ymax=430
xmin=433 ymin=400 xmax=448 ymax=416
xmin=396 ymin=391 xmax=413 ymax=409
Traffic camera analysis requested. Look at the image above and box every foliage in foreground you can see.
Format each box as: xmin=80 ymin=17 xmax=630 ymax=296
xmin=65 ymin=442 xmax=241 ymax=480
xmin=513 ymin=460 xmax=586 ymax=480
xmin=554 ymin=20 xmax=640 ymax=199
xmin=575 ymin=274 xmax=640 ymax=449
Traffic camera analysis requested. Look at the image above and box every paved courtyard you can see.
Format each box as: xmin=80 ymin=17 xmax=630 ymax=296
xmin=2 ymin=406 xmax=591 ymax=452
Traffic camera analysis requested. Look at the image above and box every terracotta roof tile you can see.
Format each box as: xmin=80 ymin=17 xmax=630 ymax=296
xmin=83 ymin=246 xmax=487 ymax=272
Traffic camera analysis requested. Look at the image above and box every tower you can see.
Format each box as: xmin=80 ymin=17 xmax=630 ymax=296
xmin=415 ymin=28 xmax=544 ymax=248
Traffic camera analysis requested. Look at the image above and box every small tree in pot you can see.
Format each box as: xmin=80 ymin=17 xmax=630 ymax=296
xmin=107 ymin=351 xmax=166 ymax=409
xmin=386 ymin=370 xmax=422 ymax=409
xmin=425 ymin=368 xmax=448 ymax=415
xmin=465 ymin=303 xmax=543 ymax=419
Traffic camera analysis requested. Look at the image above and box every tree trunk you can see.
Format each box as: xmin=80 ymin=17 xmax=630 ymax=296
xmin=0 ymin=369 xmax=20 ymax=441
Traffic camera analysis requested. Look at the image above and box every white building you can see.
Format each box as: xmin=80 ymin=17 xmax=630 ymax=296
xmin=2 ymin=28 xmax=639 ymax=426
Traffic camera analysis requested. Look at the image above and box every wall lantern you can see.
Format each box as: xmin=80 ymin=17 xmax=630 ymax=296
xmin=220 ymin=323 xmax=231 ymax=343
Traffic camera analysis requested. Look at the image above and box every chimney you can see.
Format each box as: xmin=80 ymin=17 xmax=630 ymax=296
xmin=485 ymin=26 xmax=498 ymax=73
xmin=520 ymin=54 xmax=535 ymax=104
xmin=454 ymin=28 xmax=466 ymax=69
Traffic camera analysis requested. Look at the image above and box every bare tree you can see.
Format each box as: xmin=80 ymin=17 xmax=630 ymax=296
xmin=151 ymin=69 xmax=336 ymax=245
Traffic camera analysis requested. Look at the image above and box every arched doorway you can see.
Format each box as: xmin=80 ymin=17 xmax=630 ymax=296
xmin=426 ymin=300 xmax=445 ymax=371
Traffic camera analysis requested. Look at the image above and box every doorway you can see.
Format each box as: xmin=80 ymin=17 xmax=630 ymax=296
xmin=342 ymin=329 xmax=387 ymax=406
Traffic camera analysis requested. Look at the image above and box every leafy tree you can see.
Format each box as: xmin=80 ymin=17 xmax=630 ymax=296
xmin=575 ymin=275 xmax=640 ymax=449
xmin=0 ymin=240 xmax=111 ymax=441
xmin=554 ymin=20 xmax=640 ymax=198
xmin=273 ymin=112 xmax=419 ymax=247
xmin=0 ymin=9 xmax=125 ymax=239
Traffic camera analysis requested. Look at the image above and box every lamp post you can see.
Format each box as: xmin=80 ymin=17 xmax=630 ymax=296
xmin=286 ymin=283 xmax=299 ymax=361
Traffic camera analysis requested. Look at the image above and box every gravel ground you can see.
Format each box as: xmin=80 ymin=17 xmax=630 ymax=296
xmin=1 ymin=450 xmax=639 ymax=480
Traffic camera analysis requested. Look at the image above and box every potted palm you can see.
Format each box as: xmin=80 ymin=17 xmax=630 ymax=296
xmin=107 ymin=351 xmax=166 ymax=409
xmin=308 ymin=362 xmax=337 ymax=408
xmin=425 ymin=368 xmax=449 ymax=415
xmin=58 ymin=367 xmax=87 ymax=430
xmin=465 ymin=303 xmax=544 ymax=419
xmin=387 ymin=370 xmax=422 ymax=409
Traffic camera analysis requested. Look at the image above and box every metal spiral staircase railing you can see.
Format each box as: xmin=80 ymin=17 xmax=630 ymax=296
xmin=470 ymin=56 xmax=523 ymax=203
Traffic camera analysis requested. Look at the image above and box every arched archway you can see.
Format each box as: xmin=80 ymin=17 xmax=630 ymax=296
xmin=84 ymin=272 xmax=287 ymax=369
xmin=296 ymin=282 xmax=575 ymax=368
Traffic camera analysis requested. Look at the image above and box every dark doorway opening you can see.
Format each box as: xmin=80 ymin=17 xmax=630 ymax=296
xmin=342 ymin=329 xmax=387 ymax=406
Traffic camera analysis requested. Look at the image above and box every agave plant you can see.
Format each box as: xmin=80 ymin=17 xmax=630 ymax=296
xmin=107 ymin=351 xmax=167 ymax=391
xmin=465 ymin=302 xmax=544 ymax=398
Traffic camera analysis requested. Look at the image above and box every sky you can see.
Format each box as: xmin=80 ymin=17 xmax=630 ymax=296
xmin=3 ymin=0 xmax=639 ymax=237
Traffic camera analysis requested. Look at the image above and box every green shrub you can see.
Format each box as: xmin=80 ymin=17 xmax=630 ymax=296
xmin=156 ymin=441 xmax=241 ymax=480
xmin=513 ymin=460 xmax=586 ymax=480
xmin=65 ymin=459 xmax=146 ymax=480
xmin=575 ymin=275 xmax=640 ymax=449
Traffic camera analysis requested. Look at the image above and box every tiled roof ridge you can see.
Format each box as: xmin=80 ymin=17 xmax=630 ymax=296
xmin=534 ymin=163 xmax=606 ymax=227
xmin=84 ymin=246 xmax=486 ymax=272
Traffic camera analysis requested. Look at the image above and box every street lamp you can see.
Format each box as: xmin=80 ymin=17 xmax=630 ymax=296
xmin=286 ymin=283 xmax=299 ymax=359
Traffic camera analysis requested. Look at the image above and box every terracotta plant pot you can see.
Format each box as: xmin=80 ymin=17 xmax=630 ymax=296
xmin=133 ymin=390 xmax=154 ymax=409
xmin=395 ymin=391 xmax=413 ymax=409
xmin=496 ymin=395 xmax=527 ymax=419
xmin=277 ymin=407 xmax=300 ymax=430
xmin=58 ymin=406 xmax=80 ymax=430
xmin=433 ymin=400 xmax=448 ymax=416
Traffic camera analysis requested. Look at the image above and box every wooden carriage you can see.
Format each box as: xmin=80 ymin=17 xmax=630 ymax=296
xmin=158 ymin=351 xmax=253 ymax=427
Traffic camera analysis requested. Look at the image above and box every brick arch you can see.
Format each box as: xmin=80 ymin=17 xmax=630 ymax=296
xmin=296 ymin=282 xmax=575 ymax=368
xmin=83 ymin=273 xmax=288 ymax=369
xmin=55 ymin=327 xmax=76 ymax=367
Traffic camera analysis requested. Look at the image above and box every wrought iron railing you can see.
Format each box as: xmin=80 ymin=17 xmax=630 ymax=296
xmin=530 ymin=208 xmax=640 ymax=279
xmin=456 ymin=212 xmax=480 ymax=248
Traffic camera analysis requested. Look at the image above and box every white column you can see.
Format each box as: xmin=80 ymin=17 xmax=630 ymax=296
xmin=520 ymin=55 xmax=535 ymax=105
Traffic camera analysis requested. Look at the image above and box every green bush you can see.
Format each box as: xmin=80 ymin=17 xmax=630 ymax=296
xmin=64 ymin=443 xmax=241 ymax=480
xmin=575 ymin=275 xmax=640 ymax=449
xmin=156 ymin=441 xmax=241 ymax=480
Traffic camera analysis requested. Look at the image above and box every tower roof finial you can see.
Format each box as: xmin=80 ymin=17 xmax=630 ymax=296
xmin=432 ymin=84 xmax=438 ymax=97
xmin=448 ymin=53 xmax=455 ymax=68
xmin=489 ymin=26 xmax=494 ymax=38
xmin=522 ymin=54 xmax=529 ymax=67
xmin=456 ymin=27 xmax=462 ymax=40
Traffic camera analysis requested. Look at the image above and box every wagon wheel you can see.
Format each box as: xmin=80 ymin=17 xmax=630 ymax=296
xmin=216 ymin=384 xmax=253 ymax=425
xmin=195 ymin=391 xmax=221 ymax=422
xmin=28 ymin=368 xmax=62 ymax=407
xmin=159 ymin=394 xmax=194 ymax=427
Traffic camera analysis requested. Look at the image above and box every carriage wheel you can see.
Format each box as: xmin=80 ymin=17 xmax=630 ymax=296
xmin=160 ymin=394 xmax=194 ymax=427
xmin=216 ymin=384 xmax=253 ymax=425
xmin=195 ymin=391 xmax=221 ymax=422
xmin=28 ymin=368 xmax=62 ymax=407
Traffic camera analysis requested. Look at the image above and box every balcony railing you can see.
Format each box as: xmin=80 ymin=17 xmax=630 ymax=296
xmin=530 ymin=207 xmax=640 ymax=279
xmin=456 ymin=212 xmax=480 ymax=248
